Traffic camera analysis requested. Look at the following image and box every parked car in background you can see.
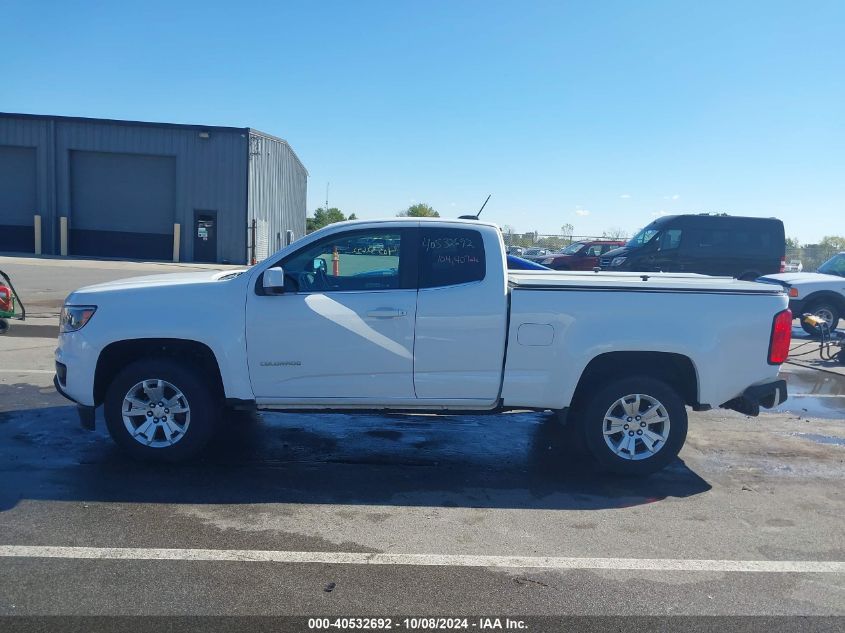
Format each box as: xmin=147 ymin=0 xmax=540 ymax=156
xmin=601 ymin=214 xmax=785 ymax=280
xmin=784 ymin=259 xmax=803 ymax=272
xmin=521 ymin=247 xmax=552 ymax=261
xmin=538 ymin=240 xmax=625 ymax=270
xmin=56 ymin=218 xmax=790 ymax=475
xmin=506 ymin=245 xmax=525 ymax=256
xmin=759 ymin=252 xmax=845 ymax=334
xmin=507 ymin=254 xmax=551 ymax=270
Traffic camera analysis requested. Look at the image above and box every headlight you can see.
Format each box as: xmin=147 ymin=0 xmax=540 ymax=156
xmin=60 ymin=305 xmax=97 ymax=333
xmin=541 ymin=258 xmax=555 ymax=265
xmin=611 ymin=257 xmax=627 ymax=266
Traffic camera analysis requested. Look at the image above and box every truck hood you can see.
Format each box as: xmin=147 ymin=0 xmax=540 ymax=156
xmin=67 ymin=270 xmax=247 ymax=301
xmin=759 ymin=272 xmax=841 ymax=285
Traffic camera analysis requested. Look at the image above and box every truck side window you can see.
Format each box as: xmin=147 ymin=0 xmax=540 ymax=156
xmin=659 ymin=229 xmax=683 ymax=251
xmin=418 ymin=228 xmax=486 ymax=288
xmin=281 ymin=230 xmax=403 ymax=292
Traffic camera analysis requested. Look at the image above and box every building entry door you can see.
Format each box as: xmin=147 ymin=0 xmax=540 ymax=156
xmin=193 ymin=211 xmax=217 ymax=262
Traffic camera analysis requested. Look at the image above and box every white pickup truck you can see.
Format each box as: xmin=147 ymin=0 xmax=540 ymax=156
xmin=55 ymin=219 xmax=791 ymax=474
xmin=760 ymin=252 xmax=845 ymax=335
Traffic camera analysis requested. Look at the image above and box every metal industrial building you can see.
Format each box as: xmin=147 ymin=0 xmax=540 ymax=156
xmin=0 ymin=113 xmax=307 ymax=264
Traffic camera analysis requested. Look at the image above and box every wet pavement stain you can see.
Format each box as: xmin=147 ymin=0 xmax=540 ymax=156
xmin=789 ymin=432 xmax=845 ymax=447
xmin=776 ymin=366 xmax=845 ymax=419
xmin=365 ymin=429 xmax=403 ymax=441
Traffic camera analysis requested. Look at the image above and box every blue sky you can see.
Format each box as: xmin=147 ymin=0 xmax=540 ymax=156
xmin=2 ymin=1 xmax=843 ymax=243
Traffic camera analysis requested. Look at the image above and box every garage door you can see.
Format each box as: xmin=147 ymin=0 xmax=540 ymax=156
xmin=70 ymin=151 xmax=176 ymax=259
xmin=0 ymin=145 xmax=37 ymax=253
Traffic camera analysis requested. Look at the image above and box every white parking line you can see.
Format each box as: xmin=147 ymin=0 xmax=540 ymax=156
xmin=1 ymin=546 xmax=843 ymax=573
xmin=789 ymin=394 xmax=845 ymax=398
xmin=0 ymin=369 xmax=55 ymax=374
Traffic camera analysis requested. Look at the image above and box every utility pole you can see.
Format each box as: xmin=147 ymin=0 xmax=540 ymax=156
xmin=325 ymin=182 xmax=330 ymax=212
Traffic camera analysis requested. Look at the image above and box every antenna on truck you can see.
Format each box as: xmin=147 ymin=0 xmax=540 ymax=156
xmin=459 ymin=194 xmax=492 ymax=220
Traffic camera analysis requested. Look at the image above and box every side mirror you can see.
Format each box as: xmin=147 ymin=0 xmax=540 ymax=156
xmin=263 ymin=266 xmax=285 ymax=294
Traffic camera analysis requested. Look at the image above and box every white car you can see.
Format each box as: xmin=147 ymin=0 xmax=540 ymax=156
xmin=784 ymin=259 xmax=803 ymax=272
xmin=760 ymin=252 xmax=845 ymax=335
xmin=55 ymin=218 xmax=790 ymax=474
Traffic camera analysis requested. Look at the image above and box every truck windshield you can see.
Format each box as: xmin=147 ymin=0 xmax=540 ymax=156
xmin=818 ymin=254 xmax=845 ymax=277
xmin=626 ymin=227 xmax=660 ymax=248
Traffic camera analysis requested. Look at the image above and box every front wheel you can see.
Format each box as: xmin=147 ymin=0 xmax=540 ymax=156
xmin=801 ymin=302 xmax=840 ymax=336
xmin=579 ymin=376 xmax=688 ymax=475
xmin=104 ymin=358 xmax=220 ymax=461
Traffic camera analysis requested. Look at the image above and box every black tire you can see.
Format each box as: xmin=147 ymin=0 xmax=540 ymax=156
xmin=579 ymin=376 xmax=688 ymax=475
xmin=104 ymin=358 xmax=220 ymax=461
xmin=800 ymin=301 xmax=840 ymax=337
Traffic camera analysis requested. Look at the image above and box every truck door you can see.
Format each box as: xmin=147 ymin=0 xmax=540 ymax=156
xmin=581 ymin=244 xmax=604 ymax=270
xmin=413 ymin=226 xmax=508 ymax=402
xmin=245 ymin=228 xmax=417 ymax=400
xmin=652 ymin=228 xmax=684 ymax=271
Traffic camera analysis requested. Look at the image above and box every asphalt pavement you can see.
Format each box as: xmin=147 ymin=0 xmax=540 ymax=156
xmin=1 ymin=256 xmax=844 ymax=625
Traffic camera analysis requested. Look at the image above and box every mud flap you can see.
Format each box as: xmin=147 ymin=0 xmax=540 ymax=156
xmin=77 ymin=405 xmax=96 ymax=431
xmin=722 ymin=380 xmax=788 ymax=416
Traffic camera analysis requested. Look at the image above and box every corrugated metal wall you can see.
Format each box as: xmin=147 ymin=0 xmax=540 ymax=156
xmin=0 ymin=114 xmax=249 ymax=262
xmin=247 ymin=131 xmax=307 ymax=262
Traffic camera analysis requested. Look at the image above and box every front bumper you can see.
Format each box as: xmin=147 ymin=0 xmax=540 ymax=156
xmin=722 ymin=379 xmax=788 ymax=416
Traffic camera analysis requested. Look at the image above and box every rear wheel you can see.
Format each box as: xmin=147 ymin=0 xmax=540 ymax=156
xmin=104 ymin=358 xmax=220 ymax=461
xmin=579 ymin=376 xmax=688 ymax=475
xmin=801 ymin=301 xmax=840 ymax=336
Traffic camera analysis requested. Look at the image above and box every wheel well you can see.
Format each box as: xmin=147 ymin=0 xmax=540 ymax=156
xmin=571 ymin=352 xmax=699 ymax=409
xmin=94 ymin=339 xmax=224 ymax=406
xmin=802 ymin=291 xmax=845 ymax=314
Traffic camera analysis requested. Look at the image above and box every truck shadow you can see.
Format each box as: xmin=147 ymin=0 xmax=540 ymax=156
xmin=0 ymin=398 xmax=711 ymax=512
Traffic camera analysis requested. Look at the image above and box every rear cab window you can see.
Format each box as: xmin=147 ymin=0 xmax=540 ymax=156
xmin=418 ymin=227 xmax=486 ymax=288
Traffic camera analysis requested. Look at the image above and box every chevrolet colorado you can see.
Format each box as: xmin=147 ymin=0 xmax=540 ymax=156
xmin=55 ymin=219 xmax=791 ymax=474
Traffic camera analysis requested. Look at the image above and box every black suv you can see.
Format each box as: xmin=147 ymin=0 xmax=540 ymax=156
xmin=601 ymin=214 xmax=785 ymax=280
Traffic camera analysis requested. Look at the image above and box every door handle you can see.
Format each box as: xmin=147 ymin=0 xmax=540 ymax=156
xmin=367 ymin=308 xmax=407 ymax=319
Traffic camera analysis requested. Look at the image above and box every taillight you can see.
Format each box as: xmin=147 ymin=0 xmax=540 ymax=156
xmin=768 ymin=309 xmax=792 ymax=364
xmin=780 ymin=257 xmax=786 ymax=273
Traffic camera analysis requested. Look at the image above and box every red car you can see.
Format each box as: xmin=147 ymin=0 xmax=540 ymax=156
xmin=537 ymin=240 xmax=626 ymax=271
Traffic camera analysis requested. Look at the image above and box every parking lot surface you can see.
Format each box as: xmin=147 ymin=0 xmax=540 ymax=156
xmin=1 ymin=257 xmax=844 ymax=618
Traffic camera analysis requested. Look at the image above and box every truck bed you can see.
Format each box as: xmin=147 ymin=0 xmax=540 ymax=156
xmin=507 ymin=270 xmax=785 ymax=294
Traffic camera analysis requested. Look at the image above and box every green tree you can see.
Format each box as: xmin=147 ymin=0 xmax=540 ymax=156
xmin=398 ymin=203 xmax=439 ymax=218
xmin=306 ymin=207 xmax=356 ymax=233
xmin=785 ymin=237 xmax=801 ymax=250
xmin=602 ymin=227 xmax=628 ymax=240
xmin=819 ymin=235 xmax=845 ymax=251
